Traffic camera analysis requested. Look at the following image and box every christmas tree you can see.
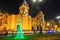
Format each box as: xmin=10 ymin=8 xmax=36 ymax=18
xmin=15 ymin=18 xmax=24 ymax=39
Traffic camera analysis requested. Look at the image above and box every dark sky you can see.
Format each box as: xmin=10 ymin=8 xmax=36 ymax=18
xmin=0 ymin=0 xmax=60 ymax=20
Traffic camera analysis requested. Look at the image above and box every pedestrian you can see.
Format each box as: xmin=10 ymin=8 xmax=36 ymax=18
xmin=4 ymin=27 xmax=8 ymax=36
xmin=39 ymin=26 xmax=42 ymax=34
xmin=32 ymin=26 xmax=35 ymax=34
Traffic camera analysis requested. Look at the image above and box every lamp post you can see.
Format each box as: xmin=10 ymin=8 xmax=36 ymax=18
xmin=32 ymin=0 xmax=43 ymax=2
xmin=56 ymin=16 xmax=60 ymax=27
xmin=32 ymin=0 xmax=36 ymax=2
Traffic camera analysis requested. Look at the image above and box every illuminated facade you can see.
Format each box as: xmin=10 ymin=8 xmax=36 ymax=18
xmin=32 ymin=11 xmax=45 ymax=30
xmin=0 ymin=1 xmax=45 ymax=32
xmin=0 ymin=1 xmax=32 ymax=31
xmin=45 ymin=20 xmax=57 ymax=31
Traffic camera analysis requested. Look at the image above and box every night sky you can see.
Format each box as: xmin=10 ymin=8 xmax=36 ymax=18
xmin=0 ymin=0 xmax=60 ymax=20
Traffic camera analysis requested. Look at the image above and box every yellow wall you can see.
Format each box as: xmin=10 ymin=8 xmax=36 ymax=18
xmin=28 ymin=16 xmax=32 ymax=30
xmin=0 ymin=2 xmax=45 ymax=31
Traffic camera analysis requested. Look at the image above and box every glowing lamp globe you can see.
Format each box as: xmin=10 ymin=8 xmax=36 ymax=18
xmin=33 ymin=0 xmax=36 ymax=2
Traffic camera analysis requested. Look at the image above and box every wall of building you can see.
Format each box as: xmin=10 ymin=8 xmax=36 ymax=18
xmin=0 ymin=2 xmax=45 ymax=33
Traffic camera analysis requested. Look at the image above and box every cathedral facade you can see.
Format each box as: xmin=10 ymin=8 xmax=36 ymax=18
xmin=0 ymin=1 xmax=45 ymax=32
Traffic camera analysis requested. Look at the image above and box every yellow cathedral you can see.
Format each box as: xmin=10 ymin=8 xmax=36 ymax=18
xmin=0 ymin=1 xmax=45 ymax=32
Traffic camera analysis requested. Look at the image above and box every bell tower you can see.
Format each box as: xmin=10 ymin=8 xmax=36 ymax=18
xmin=18 ymin=0 xmax=32 ymax=30
xmin=39 ymin=11 xmax=45 ymax=30
xmin=19 ymin=0 xmax=29 ymax=15
xmin=36 ymin=11 xmax=45 ymax=30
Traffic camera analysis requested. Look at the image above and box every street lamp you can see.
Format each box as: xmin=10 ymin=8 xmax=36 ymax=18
xmin=56 ymin=16 xmax=60 ymax=19
xmin=32 ymin=0 xmax=36 ymax=2
xmin=56 ymin=16 xmax=60 ymax=27
xmin=38 ymin=0 xmax=43 ymax=2
xmin=32 ymin=0 xmax=43 ymax=2
xmin=32 ymin=0 xmax=43 ymax=10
